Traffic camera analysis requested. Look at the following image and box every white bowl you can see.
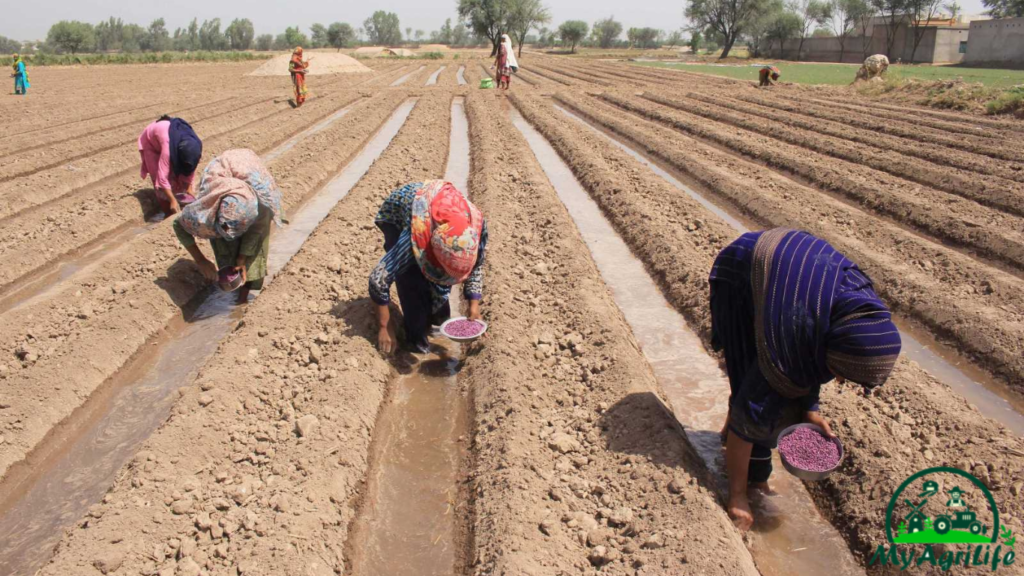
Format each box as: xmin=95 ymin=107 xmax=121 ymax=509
xmin=439 ymin=317 xmax=488 ymax=342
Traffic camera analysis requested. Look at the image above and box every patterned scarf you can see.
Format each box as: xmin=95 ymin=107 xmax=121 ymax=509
xmin=178 ymin=149 xmax=283 ymax=241
xmin=410 ymin=180 xmax=483 ymax=286
xmin=711 ymin=229 xmax=901 ymax=398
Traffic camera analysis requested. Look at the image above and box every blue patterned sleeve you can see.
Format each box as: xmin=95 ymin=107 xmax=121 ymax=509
xmin=463 ymin=220 xmax=487 ymax=301
xmin=369 ymin=228 xmax=415 ymax=305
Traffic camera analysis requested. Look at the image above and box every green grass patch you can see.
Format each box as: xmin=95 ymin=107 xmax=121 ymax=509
xmin=24 ymin=51 xmax=271 ymax=67
xmin=635 ymin=61 xmax=1024 ymax=88
xmin=894 ymin=529 xmax=990 ymax=544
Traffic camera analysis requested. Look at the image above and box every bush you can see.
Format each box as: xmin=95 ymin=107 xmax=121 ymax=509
xmin=421 ymin=51 xmax=444 ymax=59
xmin=23 ymin=50 xmax=269 ymax=66
xmin=986 ymin=86 xmax=1024 ymax=117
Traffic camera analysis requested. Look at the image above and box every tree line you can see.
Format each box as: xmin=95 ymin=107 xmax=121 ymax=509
xmin=686 ymin=0 xmax=1022 ymax=60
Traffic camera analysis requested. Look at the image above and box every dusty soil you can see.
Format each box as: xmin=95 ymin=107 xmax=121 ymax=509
xmin=2 ymin=54 xmax=1024 ymax=576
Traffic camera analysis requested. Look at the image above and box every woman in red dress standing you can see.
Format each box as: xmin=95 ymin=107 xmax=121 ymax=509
xmin=289 ymin=47 xmax=311 ymax=107
xmin=493 ymin=34 xmax=517 ymax=90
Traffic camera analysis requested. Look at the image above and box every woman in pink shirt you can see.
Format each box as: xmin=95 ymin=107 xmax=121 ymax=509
xmin=138 ymin=116 xmax=203 ymax=215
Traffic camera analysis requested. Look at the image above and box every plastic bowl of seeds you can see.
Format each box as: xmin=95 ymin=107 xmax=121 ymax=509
xmin=440 ymin=317 xmax=488 ymax=342
xmin=218 ymin=266 xmax=244 ymax=292
xmin=777 ymin=423 xmax=844 ymax=481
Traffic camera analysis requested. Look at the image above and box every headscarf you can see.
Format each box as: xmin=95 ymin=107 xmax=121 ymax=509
xmin=710 ymin=229 xmax=901 ymax=398
xmin=178 ymin=149 xmax=284 ymax=241
xmin=165 ymin=117 xmax=202 ymax=178
xmin=410 ymin=180 xmax=484 ymax=286
xmin=500 ymin=34 xmax=518 ymax=70
xmin=765 ymin=65 xmax=780 ymax=79
xmin=290 ymin=47 xmax=306 ymax=73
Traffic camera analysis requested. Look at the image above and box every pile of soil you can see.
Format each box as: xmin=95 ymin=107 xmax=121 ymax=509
xmin=247 ymin=53 xmax=370 ymax=76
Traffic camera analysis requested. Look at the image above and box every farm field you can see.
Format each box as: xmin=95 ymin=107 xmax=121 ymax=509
xmin=0 ymin=53 xmax=1022 ymax=576
xmin=636 ymin=60 xmax=1024 ymax=88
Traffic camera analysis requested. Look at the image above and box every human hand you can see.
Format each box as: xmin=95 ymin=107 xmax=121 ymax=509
xmin=467 ymin=300 xmax=482 ymax=321
xmin=197 ymin=259 xmax=218 ymax=283
xmin=234 ymin=265 xmax=247 ymax=285
xmin=168 ymin=198 xmax=181 ymax=215
xmin=804 ymin=411 xmax=836 ymax=438
xmin=378 ymin=325 xmax=395 ymax=354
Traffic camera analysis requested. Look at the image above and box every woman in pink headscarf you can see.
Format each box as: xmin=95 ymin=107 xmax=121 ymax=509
xmin=368 ymin=181 xmax=488 ymax=354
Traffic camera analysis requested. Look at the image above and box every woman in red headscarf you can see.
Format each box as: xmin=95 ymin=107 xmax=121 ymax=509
xmin=368 ymin=181 xmax=488 ymax=354
xmin=289 ymin=47 xmax=311 ymax=107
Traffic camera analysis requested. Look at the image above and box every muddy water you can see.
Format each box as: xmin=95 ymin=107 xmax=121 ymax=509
xmin=347 ymin=97 xmax=471 ymax=576
xmin=456 ymin=66 xmax=467 ymax=86
xmin=555 ymin=105 xmax=1024 ymax=437
xmin=0 ymin=100 xmax=361 ymax=317
xmin=391 ymin=66 xmax=427 ymax=87
xmin=0 ymin=100 xmax=418 ymax=576
xmin=511 ymin=108 xmax=866 ymax=576
xmin=426 ymin=66 xmax=447 ymax=86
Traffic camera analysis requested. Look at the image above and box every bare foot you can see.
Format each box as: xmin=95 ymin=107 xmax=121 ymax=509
xmin=235 ymin=286 xmax=251 ymax=305
xmin=728 ymin=493 xmax=754 ymax=531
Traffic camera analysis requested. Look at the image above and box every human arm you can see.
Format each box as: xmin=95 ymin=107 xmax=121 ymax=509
xmin=155 ymin=128 xmax=179 ymax=213
xmin=369 ymin=229 xmax=415 ymax=353
xmin=173 ymin=218 xmax=217 ymax=282
xmin=462 ymin=220 xmax=487 ymax=320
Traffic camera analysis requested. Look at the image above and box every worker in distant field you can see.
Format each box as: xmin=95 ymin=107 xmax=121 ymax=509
xmin=709 ymin=228 xmax=902 ymax=531
xmin=370 ymin=181 xmax=488 ymax=354
xmin=11 ymin=53 xmax=29 ymax=95
xmin=138 ymin=115 xmax=203 ymax=216
xmin=173 ymin=149 xmax=283 ymax=305
xmin=491 ymin=34 xmax=517 ymax=90
xmin=289 ymin=47 xmax=311 ymax=107
xmin=758 ymin=65 xmax=780 ymax=87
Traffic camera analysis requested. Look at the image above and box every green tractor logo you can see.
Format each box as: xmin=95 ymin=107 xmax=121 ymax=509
xmin=888 ymin=468 xmax=1002 ymax=545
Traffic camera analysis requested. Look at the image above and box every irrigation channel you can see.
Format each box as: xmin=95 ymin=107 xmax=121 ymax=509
xmin=346 ymin=97 xmax=471 ymax=576
xmin=510 ymin=107 xmax=867 ymax=576
xmin=427 ymin=66 xmax=447 ymax=86
xmin=0 ymin=99 xmax=417 ymax=576
xmin=551 ymin=103 xmax=1024 ymax=437
xmin=391 ymin=66 xmax=426 ymax=87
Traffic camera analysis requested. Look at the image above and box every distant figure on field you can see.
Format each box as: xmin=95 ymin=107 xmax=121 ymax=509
xmin=138 ymin=116 xmax=203 ymax=215
xmin=709 ymin=228 xmax=902 ymax=531
xmin=370 ymin=181 xmax=487 ymax=354
xmin=289 ymin=47 xmax=311 ymax=107
xmin=492 ymin=34 xmax=517 ymax=90
xmin=173 ymin=149 xmax=284 ymax=305
xmin=758 ymin=65 xmax=780 ymax=87
xmin=11 ymin=53 xmax=29 ymax=95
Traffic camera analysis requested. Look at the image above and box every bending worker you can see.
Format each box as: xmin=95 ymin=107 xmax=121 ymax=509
xmin=709 ymin=228 xmax=902 ymax=530
xmin=370 ymin=181 xmax=487 ymax=354
xmin=138 ymin=115 xmax=203 ymax=215
xmin=759 ymin=65 xmax=780 ymax=87
xmin=173 ymin=149 xmax=283 ymax=305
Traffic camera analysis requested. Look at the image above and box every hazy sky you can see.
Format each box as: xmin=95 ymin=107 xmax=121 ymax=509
xmin=2 ymin=0 xmax=990 ymax=42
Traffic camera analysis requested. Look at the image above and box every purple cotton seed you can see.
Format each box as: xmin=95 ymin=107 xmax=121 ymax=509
xmin=779 ymin=427 xmax=841 ymax=472
xmin=445 ymin=319 xmax=485 ymax=338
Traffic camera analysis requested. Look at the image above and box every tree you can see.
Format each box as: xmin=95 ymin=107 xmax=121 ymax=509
xmin=509 ymin=0 xmax=551 ymax=56
xmin=793 ymin=0 xmax=832 ymax=59
xmin=364 ymin=11 xmax=402 ymax=45
xmin=47 ymin=21 xmax=95 ymax=54
xmin=686 ymin=0 xmax=771 ymax=58
xmin=592 ymin=16 xmax=624 ymax=48
xmin=871 ymin=0 xmax=910 ymax=58
xmin=94 ymin=17 xmax=124 ymax=52
xmin=255 ymin=34 xmax=273 ymax=51
xmin=453 ymin=23 xmax=470 ymax=45
xmin=143 ymin=18 xmax=170 ymax=52
xmin=745 ymin=0 xmax=783 ymax=55
xmin=199 ymin=18 xmax=228 ymax=50
xmin=458 ymin=0 xmax=514 ymax=55
xmin=666 ymin=29 xmax=685 ymax=47
xmin=828 ymin=0 xmax=870 ymax=61
xmin=406 ymin=27 xmax=413 ymax=42
xmin=327 ymin=23 xmax=355 ymax=50
xmin=983 ymin=0 xmax=1024 ymax=17
xmin=943 ymin=0 xmax=962 ymax=17
xmin=283 ymin=26 xmax=309 ymax=48
xmin=438 ymin=18 xmax=454 ymax=44
xmin=226 ymin=19 xmax=255 ymax=50
xmin=689 ymin=30 xmax=703 ymax=52
xmin=768 ymin=8 xmax=803 ymax=57
xmin=121 ymin=23 xmax=146 ymax=53
xmin=907 ymin=0 xmax=945 ymax=61
xmin=558 ymin=20 xmax=588 ymax=52
xmin=0 ymin=36 xmax=22 ymax=54
xmin=627 ymin=27 xmax=661 ymax=49
xmin=415 ymin=29 xmax=425 ymax=40
xmin=309 ymin=24 xmax=328 ymax=48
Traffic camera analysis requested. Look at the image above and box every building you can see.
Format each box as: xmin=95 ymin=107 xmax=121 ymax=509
xmin=964 ymin=17 xmax=1024 ymax=65
xmin=765 ymin=16 xmax=970 ymax=64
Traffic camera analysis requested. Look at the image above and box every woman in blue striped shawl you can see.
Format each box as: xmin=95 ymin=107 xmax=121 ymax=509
xmin=710 ymin=228 xmax=902 ymax=530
